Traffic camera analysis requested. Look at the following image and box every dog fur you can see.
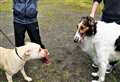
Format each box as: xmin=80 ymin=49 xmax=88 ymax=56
xmin=0 ymin=42 xmax=49 ymax=82
xmin=74 ymin=16 xmax=120 ymax=82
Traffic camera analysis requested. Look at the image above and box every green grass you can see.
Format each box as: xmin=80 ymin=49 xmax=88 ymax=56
xmin=64 ymin=0 xmax=92 ymax=8
xmin=0 ymin=0 xmax=92 ymax=12
xmin=0 ymin=0 xmax=12 ymax=12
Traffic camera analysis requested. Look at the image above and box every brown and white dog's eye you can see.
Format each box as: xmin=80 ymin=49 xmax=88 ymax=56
xmin=80 ymin=26 xmax=84 ymax=30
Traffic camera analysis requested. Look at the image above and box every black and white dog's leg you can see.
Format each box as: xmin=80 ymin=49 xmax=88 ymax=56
xmin=92 ymin=56 xmax=99 ymax=68
xmin=94 ymin=61 xmax=108 ymax=82
xmin=92 ymin=57 xmax=109 ymax=82
xmin=91 ymin=56 xmax=99 ymax=77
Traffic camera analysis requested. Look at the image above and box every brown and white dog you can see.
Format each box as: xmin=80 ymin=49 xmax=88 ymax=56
xmin=0 ymin=42 xmax=50 ymax=82
xmin=74 ymin=16 xmax=120 ymax=82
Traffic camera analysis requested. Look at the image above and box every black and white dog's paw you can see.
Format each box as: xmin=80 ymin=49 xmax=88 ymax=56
xmin=91 ymin=72 xmax=99 ymax=77
xmin=92 ymin=63 xmax=114 ymax=74
xmin=92 ymin=80 xmax=99 ymax=82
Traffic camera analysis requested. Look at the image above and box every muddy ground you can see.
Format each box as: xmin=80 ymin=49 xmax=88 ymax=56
xmin=0 ymin=1 xmax=120 ymax=82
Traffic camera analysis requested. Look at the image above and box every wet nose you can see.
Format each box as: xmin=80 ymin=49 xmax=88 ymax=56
xmin=74 ymin=37 xmax=79 ymax=43
xmin=74 ymin=39 xmax=78 ymax=43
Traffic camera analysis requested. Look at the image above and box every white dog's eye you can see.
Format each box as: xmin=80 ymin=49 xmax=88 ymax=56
xmin=39 ymin=48 xmax=41 ymax=52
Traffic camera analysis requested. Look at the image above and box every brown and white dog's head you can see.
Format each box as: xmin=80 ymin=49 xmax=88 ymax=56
xmin=74 ymin=16 xmax=97 ymax=43
xmin=23 ymin=42 xmax=50 ymax=64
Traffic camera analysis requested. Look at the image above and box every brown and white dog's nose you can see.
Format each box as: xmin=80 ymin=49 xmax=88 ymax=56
xmin=74 ymin=32 xmax=81 ymax=43
xmin=74 ymin=37 xmax=79 ymax=43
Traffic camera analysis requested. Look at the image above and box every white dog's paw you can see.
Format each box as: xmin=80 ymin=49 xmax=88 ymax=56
xmin=92 ymin=80 xmax=99 ymax=82
xmin=25 ymin=76 xmax=32 ymax=82
xmin=91 ymin=72 xmax=98 ymax=77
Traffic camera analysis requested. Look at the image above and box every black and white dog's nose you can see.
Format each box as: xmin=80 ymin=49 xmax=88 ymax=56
xmin=74 ymin=38 xmax=79 ymax=43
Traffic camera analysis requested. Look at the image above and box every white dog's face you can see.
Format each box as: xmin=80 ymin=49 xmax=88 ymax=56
xmin=24 ymin=42 xmax=50 ymax=64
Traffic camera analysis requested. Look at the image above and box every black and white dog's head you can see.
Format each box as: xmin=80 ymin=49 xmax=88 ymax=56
xmin=74 ymin=16 xmax=97 ymax=43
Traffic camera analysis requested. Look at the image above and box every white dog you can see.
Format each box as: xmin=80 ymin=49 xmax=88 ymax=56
xmin=74 ymin=16 xmax=120 ymax=82
xmin=0 ymin=42 xmax=50 ymax=82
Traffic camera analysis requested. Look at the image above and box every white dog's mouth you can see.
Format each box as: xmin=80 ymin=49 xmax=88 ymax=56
xmin=41 ymin=49 xmax=51 ymax=65
xmin=42 ymin=55 xmax=50 ymax=64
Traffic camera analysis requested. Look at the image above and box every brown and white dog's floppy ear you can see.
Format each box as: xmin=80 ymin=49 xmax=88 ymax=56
xmin=87 ymin=16 xmax=96 ymax=26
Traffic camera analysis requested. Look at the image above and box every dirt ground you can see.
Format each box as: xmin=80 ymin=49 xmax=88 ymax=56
xmin=0 ymin=1 xmax=120 ymax=82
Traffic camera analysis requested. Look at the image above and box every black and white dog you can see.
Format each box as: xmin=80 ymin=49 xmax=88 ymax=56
xmin=74 ymin=16 xmax=120 ymax=82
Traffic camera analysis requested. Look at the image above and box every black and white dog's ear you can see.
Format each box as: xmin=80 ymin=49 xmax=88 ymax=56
xmin=87 ymin=16 xmax=96 ymax=26
xmin=94 ymin=21 xmax=97 ymax=27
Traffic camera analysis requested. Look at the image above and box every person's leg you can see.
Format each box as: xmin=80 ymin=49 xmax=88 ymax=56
xmin=26 ymin=22 xmax=45 ymax=49
xmin=14 ymin=22 xmax=26 ymax=47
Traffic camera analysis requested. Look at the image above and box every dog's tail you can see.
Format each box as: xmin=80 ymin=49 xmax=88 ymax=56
xmin=115 ymin=35 xmax=120 ymax=51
